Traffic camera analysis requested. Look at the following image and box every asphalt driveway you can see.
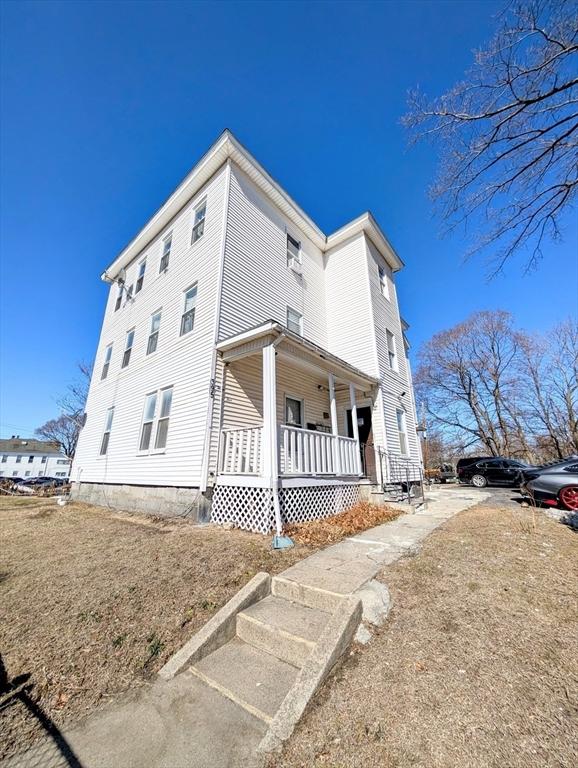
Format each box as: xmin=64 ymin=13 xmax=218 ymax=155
xmin=431 ymin=483 xmax=525 ymax=510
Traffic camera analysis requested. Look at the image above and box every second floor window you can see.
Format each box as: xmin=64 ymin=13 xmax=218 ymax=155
xmin=378 ymin=265 xmax=389 ymax=299
xmin=100 ymin=407 xmax=114 ymax=456
xmin=180 ymin=284 xmax=197 ymax=336
xmin=287 ymin=307 xmax=303 ymax=335
xmin=160 ymin=235 xmax=171 ymax=272
xmin=147 ymin=311 xmax=162 ymax=355
xmin=122 ymin=329 xmax=135 ymax=368
xmin=287 ymin=233 xmax=301 ymax=265
xmin=135 ymin=260 xmax=146 ymax=293
xmin=386 ymin=330 xmax=398 ymax=371
xmin=191 ymin=201 xmax=206 ymax=244
xmin=101 ymin=344 xmax=113 ymax=380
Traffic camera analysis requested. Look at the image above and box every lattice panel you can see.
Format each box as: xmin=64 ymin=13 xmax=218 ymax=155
xmin=211 ymin=485 xmax=273 ymax=534
xmin=211 ymin=483 xmax=361 ymax=533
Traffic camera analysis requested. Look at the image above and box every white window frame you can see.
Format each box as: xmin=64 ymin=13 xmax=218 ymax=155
xmin=138 ymin=386 xmax=173 ymax=454
xmin=160 ymin=233 xmax=172 ymax=272
xmin=396 ymin=409 xmax=409 ymax=456
xmin=28 ymin=455 xmax=34 ymax=463
xmin=101 ymin=343 xmax=113 ymax=380
xmin=122 ymin=329 xmax=135 ymax=368
xmin=1 ymin=455 xmax=7 ymax=463
xmin=16 ymin=455 xmax=22 ymax=463
xmin=191 ymin=200 xmax=206 ymax=244
xmin=286 ymin=232 xmax=301 ymax=265
xmin=147 ymin=310 xmax=162 ymax=355
xmin=378 ymin=265 xmax=390 ymax=299
xmin=287 ymin=306 xmax=303 ymax=335
xmin=284 ymin=394 xmax=304 ymax=428
xmin=100 ymin=407 xmax=114 ymax=456
xmin=135 ymin=259 xmax=146 ymax=294
xmin=180 ymin=284 xmax=197 ymax=336
xmin=386 ymin=330 xmax=398 ymax=372
xmin=114 ymin=283 xmax=123 ymax=311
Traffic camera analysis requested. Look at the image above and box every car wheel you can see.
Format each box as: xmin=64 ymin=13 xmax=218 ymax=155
xmin=471 ymin=474 xmax=487 ymax=488
xmin=559 ymin=485 xmax=578 ymax=511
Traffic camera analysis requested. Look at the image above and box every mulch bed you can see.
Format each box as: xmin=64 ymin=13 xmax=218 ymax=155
xmin=284 ymin=501 xmax=402 ymax=546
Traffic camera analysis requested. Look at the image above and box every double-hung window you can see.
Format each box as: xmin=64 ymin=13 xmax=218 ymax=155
xmin=125 ymin=284 xmax=133 ymax=303
xmin=100 ymin=407 xmax=114 ymax=456
xmin=28 ymin=455 xmax=34 ymax=463
xmin=122 ymin=329 xmax=135 ymax=368
xmin=396 ymin=409 xmax=408 ymax=456
xmin=16 ymin=455 xmax=22 ymax=464
xmin=378 ymin=265 xmax=389 ymax=299
xmin=287 ymin=307 xmax=303 ymax=335
xmin=41 ymin=456 xmax=47 ymax=464
xmin=191 ymin=201 xmax=206 ymax=244
xmin=135 ymin=260 xmax=146 ymax=294
xmin=101 ymin=344 xmax=113 ymax=379
xmin=1 ymin=455 xmax=7 ymax=463
xmin=160 ymin=234 xmax=171 ymax=272
xmin=114 ymin=284 xmax=123 ymax=311
xmin=286 ymin=233 xmax=301 ymax=265
xmin=180 ymin=284 xmax=197 ymax=336
xmin=147 ymin=311 xmax=161 ymax=355
xmin=386 ymin=330 xmax=398 ymax=371
xmin=139 ymin=387 xmax=173 ymax=452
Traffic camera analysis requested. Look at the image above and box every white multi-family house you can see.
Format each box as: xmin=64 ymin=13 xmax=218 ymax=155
xmin=72 ymin=131 xmax=422 ymax=533
xmin=0 ymin=437 xmax=71 ymax=479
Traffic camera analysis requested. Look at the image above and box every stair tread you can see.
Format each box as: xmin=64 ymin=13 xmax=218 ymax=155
xmin=239 ymin=595 xmax=329 ymax=644
xmin=190 ymin=637 xmax=298 ymax=721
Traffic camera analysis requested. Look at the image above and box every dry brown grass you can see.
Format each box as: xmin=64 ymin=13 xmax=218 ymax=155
xmin=284 ymin=501 xmax=402 ymax=546
xmin=269 ymin=504 xmax=578 ymax=768
xmin=0 ymin=496 xmax=316 ymax=760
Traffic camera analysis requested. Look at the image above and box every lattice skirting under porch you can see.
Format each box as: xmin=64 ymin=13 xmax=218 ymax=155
xmin=211 ymin=483 xmax=361 ymax=534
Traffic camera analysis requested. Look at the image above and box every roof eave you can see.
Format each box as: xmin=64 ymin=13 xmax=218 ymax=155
xmin=325 ymin=212 xmax=404 ymax=272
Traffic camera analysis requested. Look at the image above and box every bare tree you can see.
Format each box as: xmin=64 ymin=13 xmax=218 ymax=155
xmin=404 ymin=0 xmax=578 ymax=274
xmin=35 ymin=362 xmax=92 ymax=459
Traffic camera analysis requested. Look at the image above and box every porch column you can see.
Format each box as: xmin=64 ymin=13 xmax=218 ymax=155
xmin=328 ymin=373 xmax=341 ymax=474
xmin=349 ymin=383 xmax=362 ymax=475
xmin=262 ymin=344 xmax=278 ymax=483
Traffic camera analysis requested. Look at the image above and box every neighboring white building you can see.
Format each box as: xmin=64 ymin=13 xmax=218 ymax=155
xmin=72 ymin=131 xmax=422 ymax=532
xmin=0 ymin=437 xmax=71 ymax=479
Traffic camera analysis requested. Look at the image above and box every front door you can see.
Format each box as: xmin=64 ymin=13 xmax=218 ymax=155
xmin=346 ymin=406 xmax=375 ymax=479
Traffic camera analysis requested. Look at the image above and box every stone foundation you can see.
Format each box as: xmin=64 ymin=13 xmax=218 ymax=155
xmin=71 ymin=482 xmax=212 ymax=521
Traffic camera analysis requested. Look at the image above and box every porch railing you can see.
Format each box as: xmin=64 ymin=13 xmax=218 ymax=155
xmin=279 ymin=425 xmax=359 ymax=476
xmin=220 ymin=427 xmax=263 ymax=475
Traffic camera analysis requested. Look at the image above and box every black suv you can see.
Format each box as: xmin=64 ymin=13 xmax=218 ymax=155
xmin=459 ymin=457 xmax=535 ymax=487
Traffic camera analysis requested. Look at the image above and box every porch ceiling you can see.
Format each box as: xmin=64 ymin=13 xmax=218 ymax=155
xmin=216 ymin=321 xmax=379 ymax=391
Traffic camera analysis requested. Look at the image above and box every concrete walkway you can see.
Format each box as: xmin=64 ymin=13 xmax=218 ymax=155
xmin=6 ymin=487 xmax=486 ymax=768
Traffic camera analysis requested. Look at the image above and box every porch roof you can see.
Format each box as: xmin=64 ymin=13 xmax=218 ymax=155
xmin=216 ymin=321 xmax=379 ymax=391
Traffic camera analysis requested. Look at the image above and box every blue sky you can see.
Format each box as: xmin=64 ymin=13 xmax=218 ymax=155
xmin=1 ymin=0 xmax=577 ymax=438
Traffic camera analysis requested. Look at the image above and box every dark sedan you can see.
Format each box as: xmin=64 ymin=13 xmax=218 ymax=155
xmin=459 ymin=457 xmax=534 ymax=488
xmin=521 ymin=458 xmax=578 ymax=511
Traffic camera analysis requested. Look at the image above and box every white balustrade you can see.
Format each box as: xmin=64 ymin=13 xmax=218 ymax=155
xmin=220 ymin=427 xmax=263 ymax=475
xmin=279 ymin=425 xmax=359 ymax=476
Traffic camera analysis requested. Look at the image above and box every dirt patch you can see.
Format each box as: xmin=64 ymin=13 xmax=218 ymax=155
xmin=0 ymin=497 xmax=316 ymax=760
xmin=268 ymin=504 xmax=578 ymax=768
xmin=284 ymin=502 xmax=402 ymax=546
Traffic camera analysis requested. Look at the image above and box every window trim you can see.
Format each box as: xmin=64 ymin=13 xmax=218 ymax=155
xmin=284 ymin=394 xmax=304 ymax=428
xmin=114 ymin=283 xmax=123 ymax=311
xmin=101 ymin=343 xmax=113 ymax=380
xmin=396 ymin=408 xmax=409 ymax=457
xmin=286 ymin=306 xmax=303 ymax=336
xmin=160 ymin=233 xmax=172 ymax=273
xmin=378 ymin=264 xmax=390 ymax=299
xmin=286 ymin=232 xmax=302 ymax=265
xmin=135 ymin=259 xmax=146 ymax=294
xmin=191 ymin=199 xmax=207 ymax=245
xmin=180 ymin=283 xmax=198 ymax=337
xmin=147 ymin=310 xmax=162 ymax=355
xmin=386 ymin=329 xmax=398 ymax=372
xmin=138 ymin=386 xmax=174 ymax=454
xmin=100 ymin=407 xmax=114 ymax=456
xmin=122 ymin=328 xmax=135 ymax=368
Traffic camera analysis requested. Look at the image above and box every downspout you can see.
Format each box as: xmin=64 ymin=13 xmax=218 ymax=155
xmin=200 ymin=159 xmax=232 ymax=493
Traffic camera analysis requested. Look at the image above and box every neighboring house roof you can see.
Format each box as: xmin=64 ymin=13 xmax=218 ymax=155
xmin=103 ymin=130 xmax=403 ymax=282
xmin=0 ymin=438 xmax=64 ymax=455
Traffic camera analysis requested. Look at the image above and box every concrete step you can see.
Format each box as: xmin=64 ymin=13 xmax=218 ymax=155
xmin=237 ymin=595 xmax=329 ymax=667
xmin=271 ymin=575 xmax=344 ymax=613
xmin=189 ymin=637 xmax=298 ymax=724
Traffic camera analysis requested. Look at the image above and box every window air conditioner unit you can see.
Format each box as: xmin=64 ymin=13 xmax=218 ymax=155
xmin=288 ymin=256 xmax=302 ymax=275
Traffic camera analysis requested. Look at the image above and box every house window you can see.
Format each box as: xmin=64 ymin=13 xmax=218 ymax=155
xmin=55 ymin=472 xmax=66 ymax=477
xmin=1 ymin=455 xmax=7 ymax=463
xmin=114 ymin=284 xmax=123 ymax=311
xmin=285 ymin=396 xmax=303 ymax=428
xmin=147 ymin=311 xmax=162 ymax=355
xmin=135 ymin=260 xmax=146 ymax=294
xmin=286 ymin=233 xmax=301 ymax=265
xmin=378 ymin=265 xmax=389 ymax=299
xmin=180 ymin=284 xmax=197 ymax=336
xmin=16 ymin=455 xmax=22 ymax=463
xmin=191 ymin=201 xmax=206 ymax=244
xmin=101 ymin=344 xmax=113 ymax=380
xmin=396 ymin=409 xmax=408 ymax=456
xmin=386 ymin=330 xmax=398 ymax=371
xmin=160 ymin=234 xmax=171 ymax=272
xmin=28 ymin=455 xmax=34 ymax=463
xmin=57 ymin=459 xmax=68 ymax=465
xmin=122 ymin=329 xmax=135 ymax=368
xmin=100 ymin=407 xmax=114 ymax=456
xmin=287 ymin=307 xmax=303 ymax=335
xmin=12 ymin=471 xmax=18 ymax=476
xmin=139 ymin=387 xmax=173 ymax=452
xmin=25 ymin=471 xmax=31 ymax=477
xmin=41 ymin=456 xmax=47 ymax=464
xmin=125 ymin=284 xmax=134 ymax=303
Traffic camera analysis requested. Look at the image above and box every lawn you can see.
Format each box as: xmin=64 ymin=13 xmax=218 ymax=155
xmin=268 ymin=503 xmax=578 ymax=768
xmin=0 ymin=496 xmax=316 ymax=760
